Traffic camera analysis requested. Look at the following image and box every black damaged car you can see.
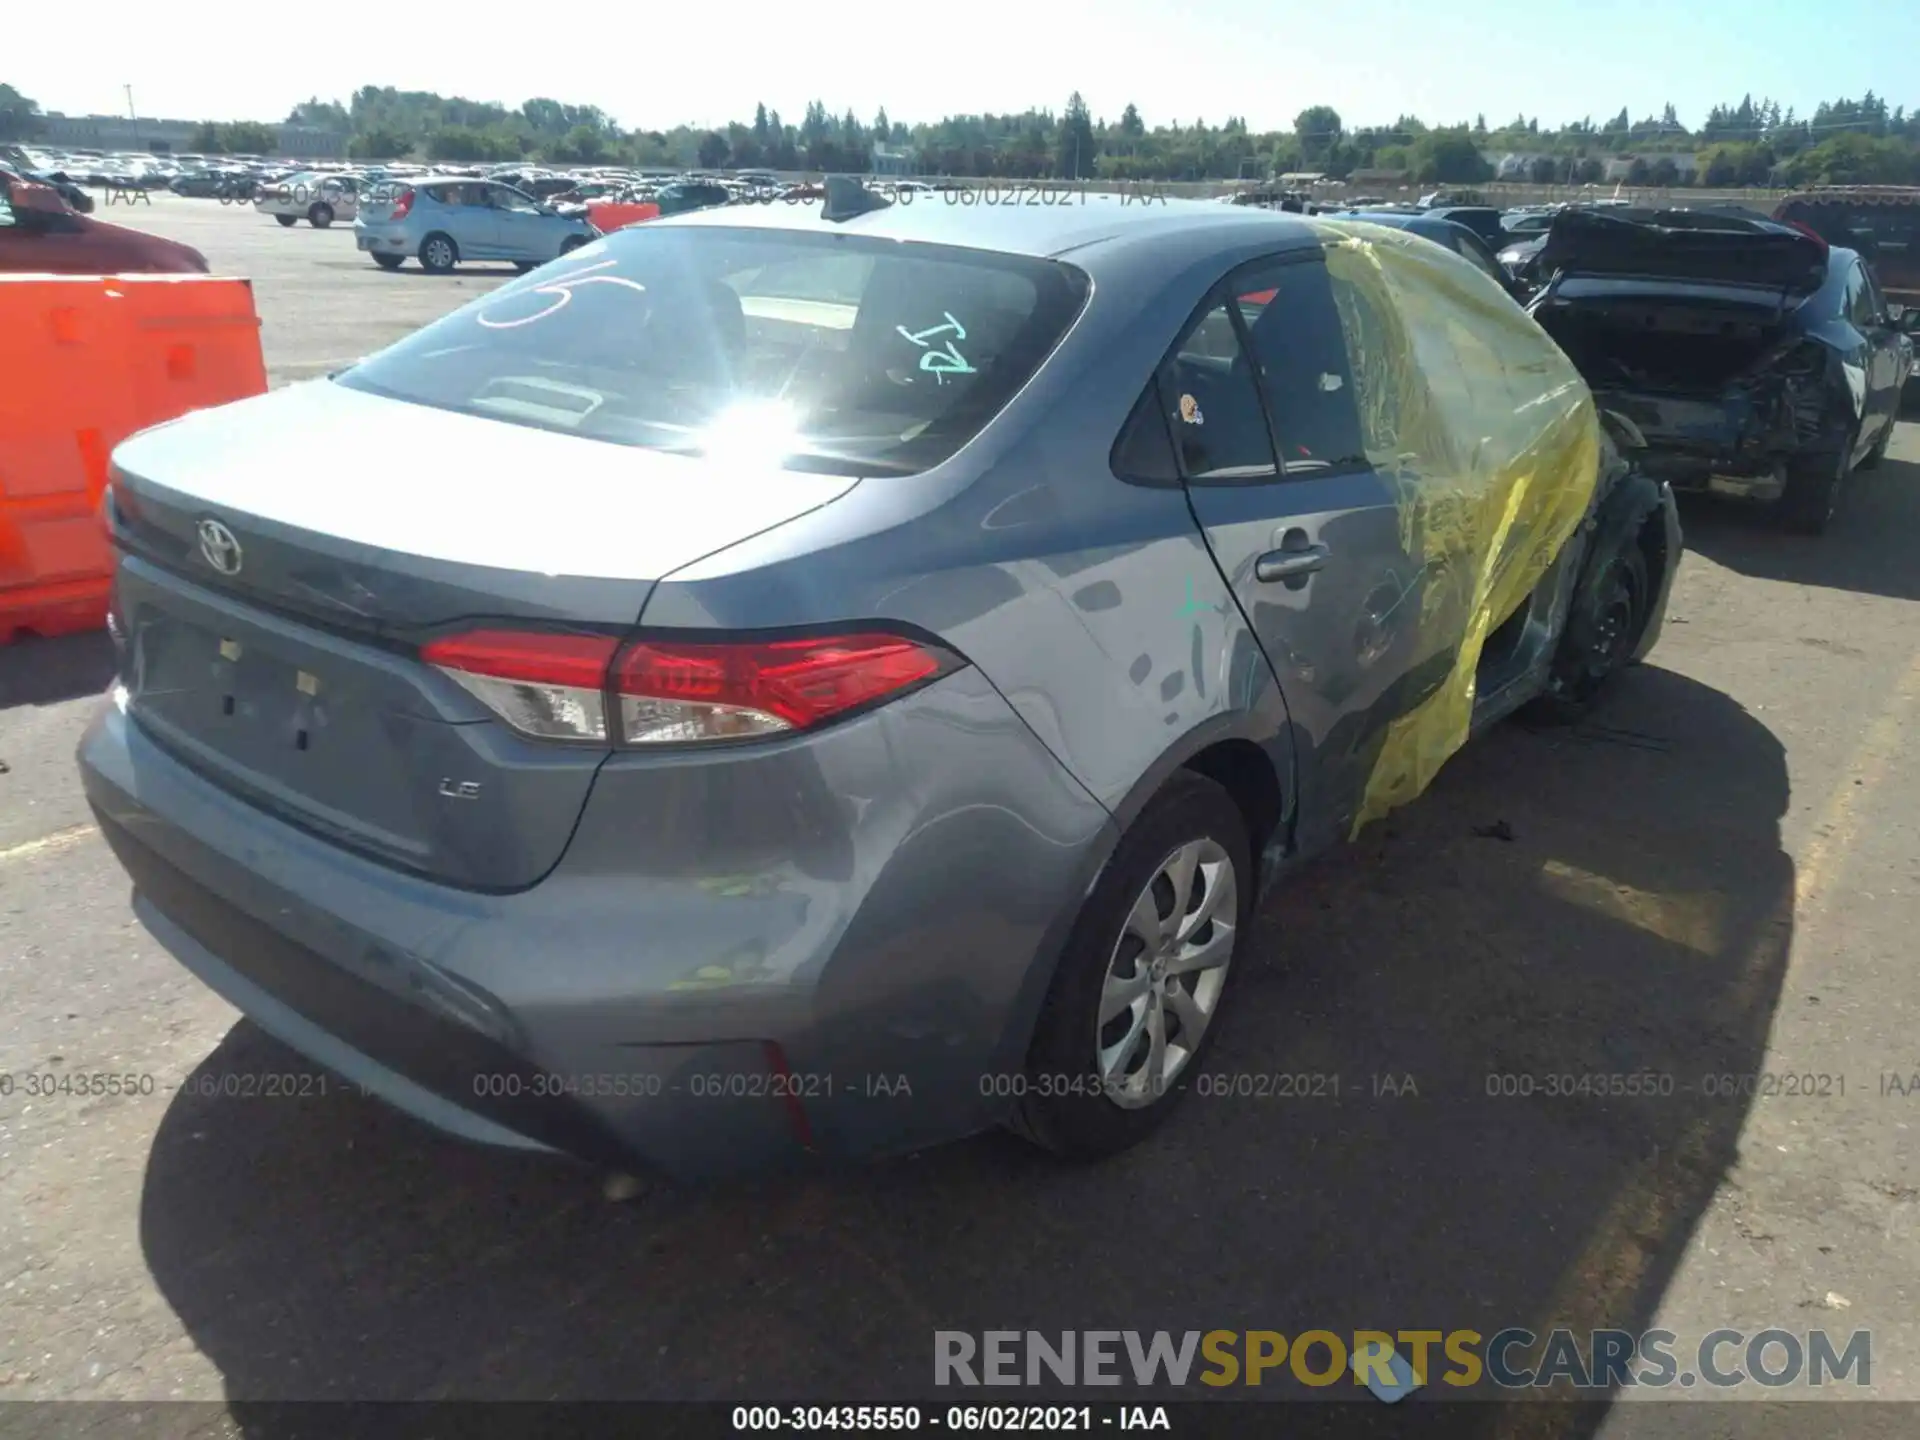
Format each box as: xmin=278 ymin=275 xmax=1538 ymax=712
xmin=1528 ymin=207 xmax=1916 ymax=534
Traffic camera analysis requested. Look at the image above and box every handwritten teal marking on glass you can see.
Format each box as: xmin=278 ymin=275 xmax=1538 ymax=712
xmin=1175 ymin=578 xmax=1210 ymax=618
xmin=896 ymin=312 xmax=976 ymax=385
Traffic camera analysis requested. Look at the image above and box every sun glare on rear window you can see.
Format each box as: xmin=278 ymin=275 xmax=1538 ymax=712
xmin=336 ymin=227 xmax=1090 ymax=477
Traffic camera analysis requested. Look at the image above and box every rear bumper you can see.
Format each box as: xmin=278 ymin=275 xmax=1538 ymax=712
xmin=78 ymin=668 xmax=1115 ymax=1179
xmin=1594 ymin=386 xmax=1828 ymax=502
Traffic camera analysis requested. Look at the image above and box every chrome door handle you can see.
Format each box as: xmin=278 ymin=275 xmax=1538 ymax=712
xmin=1255 ymin=544 xmax=1330 ymax=583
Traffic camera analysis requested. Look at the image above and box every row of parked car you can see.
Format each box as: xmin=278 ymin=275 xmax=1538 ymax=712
xmin=1235 ymin=188 xmax=1919 ymax=534
xmin=42 ymin=168 xmax=1919 ymax=1179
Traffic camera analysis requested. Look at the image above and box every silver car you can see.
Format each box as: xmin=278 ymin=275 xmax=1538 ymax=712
xmin=254 ymin=171 xmax=362 ymax=228
xmin=354 ymin=179 xmax=599 ymax=273
xmin=79 ymin=198 xmax=1680 ymax=1180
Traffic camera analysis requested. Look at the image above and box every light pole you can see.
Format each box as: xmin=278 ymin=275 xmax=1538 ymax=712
xmin=124 ymin=84 xmax=141 ymax=150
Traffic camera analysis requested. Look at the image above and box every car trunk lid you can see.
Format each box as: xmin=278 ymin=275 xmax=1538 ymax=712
xmin=107 ymin=380 xmax=860 ymax=890
xmin=1535 ymin=207 xmax=1830 ymax=290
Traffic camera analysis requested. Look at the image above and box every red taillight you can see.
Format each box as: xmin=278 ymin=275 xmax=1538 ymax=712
xmin=390 ymin=187 xmax=415 ymax=220
xmin=421 ymin=628 xmax=954 ymax=746
xmin=1783 ymin=218 xmax=1829 ymax=257
xmin=422 ymin=630 xmax=619 ymax=743
xmin=611 ymin=633 xmax=947 ymax=743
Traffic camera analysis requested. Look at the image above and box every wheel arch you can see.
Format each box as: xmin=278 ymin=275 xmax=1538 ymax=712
xmin=1606 ymin=471 xmax=1681 ymax=664
xmin=984 ymin=712 xmax=1293 ymax=1090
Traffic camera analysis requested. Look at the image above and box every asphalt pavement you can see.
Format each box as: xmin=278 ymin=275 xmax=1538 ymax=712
xmin=2 ymin=195 xmax=1919 ymax=1431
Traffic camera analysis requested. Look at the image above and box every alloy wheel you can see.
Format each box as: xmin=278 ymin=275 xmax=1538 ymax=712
xmin=1096 ymin=838 xmax=1238 ymax=1109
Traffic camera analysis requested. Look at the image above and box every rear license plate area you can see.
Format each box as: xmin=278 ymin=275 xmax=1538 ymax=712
xmin=155 ymin=622 xmax=331 ymax=758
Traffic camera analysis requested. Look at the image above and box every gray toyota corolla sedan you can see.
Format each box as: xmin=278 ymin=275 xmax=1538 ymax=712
xmin=79 ymin=191 xmax=1681 ymax=1179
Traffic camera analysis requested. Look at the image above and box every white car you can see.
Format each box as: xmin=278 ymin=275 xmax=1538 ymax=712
xmin=253 ymin=171 xmax=362 ymax=228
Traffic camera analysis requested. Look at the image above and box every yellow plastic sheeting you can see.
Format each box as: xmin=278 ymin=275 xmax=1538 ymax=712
xmin=1305 ymin=218 xmax=1602 ymax=834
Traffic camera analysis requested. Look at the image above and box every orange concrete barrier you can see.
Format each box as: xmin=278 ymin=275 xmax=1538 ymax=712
xmin=0 ymin=274 xmax=267 ymax=642
xmin=587 ymin=201 xmax=661 ymax=234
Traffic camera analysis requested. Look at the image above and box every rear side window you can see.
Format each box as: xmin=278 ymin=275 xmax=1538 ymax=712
xmin=1111 ymin=385 xmax=1179 ymax=484
xmin=1156 ymin=297 xmax=1278 ymax=481
xmin=336 ymin=226 xmax=1090 ymax=477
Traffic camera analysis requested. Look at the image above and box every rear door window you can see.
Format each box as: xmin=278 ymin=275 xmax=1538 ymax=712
xmin=487 ymin=184 xmax=541 ymax=213
xmin=337 ymin=226 xmax=1090 ymax=477
xmin=1231 ymin=260 xmax=1369 ymax=475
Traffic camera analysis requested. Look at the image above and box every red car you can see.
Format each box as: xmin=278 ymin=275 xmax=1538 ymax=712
xmin=0 ymin=172 xmax=208 ymax=274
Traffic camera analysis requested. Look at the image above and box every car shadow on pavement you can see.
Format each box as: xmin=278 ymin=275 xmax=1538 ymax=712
xmin=0 ymin=630 xmax=114 ymax=710
xmin=136 ymin=666 xmax=1793 ymax=1438
xmin=1679 ymin=452 xmax=1920 ymax=603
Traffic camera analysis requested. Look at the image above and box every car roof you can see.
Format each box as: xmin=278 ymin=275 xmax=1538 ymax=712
xmin=655 ymin=194 xmax=1326 ymax=262
xmin=1336 ymin=209 xmax=1471 ymax=239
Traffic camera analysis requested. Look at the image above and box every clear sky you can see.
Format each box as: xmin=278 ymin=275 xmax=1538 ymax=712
xmin=12 ymin=0 xmax=1918 ymax=134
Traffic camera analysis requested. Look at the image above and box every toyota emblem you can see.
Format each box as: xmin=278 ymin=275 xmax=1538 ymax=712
xmin=197 ymin=519 xmax=244 ymax=576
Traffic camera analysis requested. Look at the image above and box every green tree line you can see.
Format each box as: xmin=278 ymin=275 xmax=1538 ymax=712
xmin=6 ymin=81 xmax=1920 ymax=187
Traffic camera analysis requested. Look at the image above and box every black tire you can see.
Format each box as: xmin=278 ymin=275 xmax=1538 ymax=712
xmin=371 ymin=252 xmax=405 ymax=271
xmin=1779 ymin=443 xmax=1852 ymax=535
xmin=512 ymin=260 xmax=539 ymax=274
xmin=1009 ymin=771 xmax=1252 ymax=1160
xmin=559 ymin=235 xmax=590 ymax=257
xmin=308 ymin=202 xmax=334 ymax=228
xmin=1858 ymin=418 xmax=1893 ymax=471
xmin=1526 ymin=538 xmax=1651 ymax=724
xmin=419 ymin=233 xmax=459 ymax=274
xmin=274 ymin=213 xmax=298 ymax=227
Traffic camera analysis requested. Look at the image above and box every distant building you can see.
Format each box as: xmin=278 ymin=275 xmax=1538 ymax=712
xmin=38 ymin=112 xmax=348 ymax=159
xmin=277 ymin=125 xmax=349 ymax=159
xmin=1604 ymin=152 xmax=1702 ymax=182
xmin=870 ymin=145 xmax=918 ymax=176
xmin=1494 ymin=151 xmax=1556 ymax=180
xmin=42 ymin=112 xmax=197 ymax=152
xmin=1278 ymin=171 xmax=1328 ymax=186
xmin=1346 ymin=167 xmax=1412 ymax=187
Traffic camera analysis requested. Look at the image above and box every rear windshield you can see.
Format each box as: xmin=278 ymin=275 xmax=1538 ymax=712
xmin=336 ymin=226 xmax=1090 ymax=476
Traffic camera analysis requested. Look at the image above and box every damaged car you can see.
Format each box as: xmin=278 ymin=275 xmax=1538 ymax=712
xmin=1528 ymin=207 xmax=1914 ymax=533
xmin=78 ymin=195 xmax=1678 ymax=1180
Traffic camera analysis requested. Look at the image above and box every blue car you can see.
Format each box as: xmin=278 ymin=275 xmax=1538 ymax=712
xmin=354 ymin=178 xmax=599 ymax=273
